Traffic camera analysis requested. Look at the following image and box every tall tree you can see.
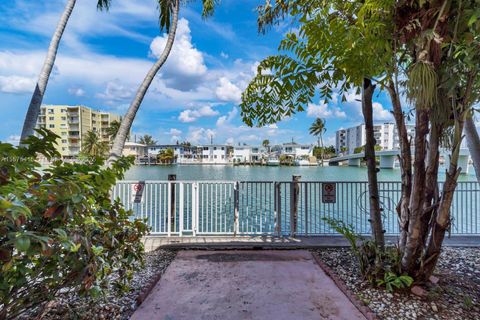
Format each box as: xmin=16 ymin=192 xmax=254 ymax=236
xmin=308 ymin=118 xmax=326 ymax=166
xmin=138 ymin=134 xmax=157 ymax=146
xmin=107 ymin=0 xmax=217 ymax=163
xmin=241 ymin=0 xmax=480 ymax=281
xmin=20 ymin=0 xmax=77 ymax=142
xmin=81 ymin=131 xmax=108 ymax=157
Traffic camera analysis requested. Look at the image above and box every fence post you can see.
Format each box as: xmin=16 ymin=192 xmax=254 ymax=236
xmin=234 ymin=181 xmax=239 ymax=236
xmin=168 ymin=174 xmax=176 ymax=235
xmin=179 ymin=182 xmax=184 ymax=237
xmin=290 ymin=175 xmax=301 ymax=237
xmin=192 ymin=182 xmax=198 ymax=236
xmin=275 ymin=182 xmax=282 ymax=236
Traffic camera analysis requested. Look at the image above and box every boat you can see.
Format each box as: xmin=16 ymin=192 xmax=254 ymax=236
xmin=266 ymin=157 xmax=280 ymax=166
xmin=294 ymin=156 xmax=318 ymax=166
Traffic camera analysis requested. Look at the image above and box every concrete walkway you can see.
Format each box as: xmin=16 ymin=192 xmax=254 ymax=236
xmin=131 ymin=250 xmax=367 ymax=320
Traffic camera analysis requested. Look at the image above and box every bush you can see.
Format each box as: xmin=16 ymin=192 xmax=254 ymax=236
xmin=322 ymin=217 xmax=413 ymax=292
xmin=0 ymin=129 xmax=148 ymax=319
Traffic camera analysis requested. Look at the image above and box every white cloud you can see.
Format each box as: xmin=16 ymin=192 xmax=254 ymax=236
xmin=150 ymin=18 xmax=207 ymax=90
xmin=0 ymin=75 xmax=35 ymax=94
xmin=220 ymin=51 xmax=229 ymax=59
xmin=68 ymin=87 xmax=85 ymax=97
xmin=169 ymin=128 xmax=182 ymax=136
xmin=307 ymin=101 xmax=346 ymax=119
xmin=96 ymin=80 xmax=135 ymax=102
xmin=187 ymin=127 xmax=216 ymax=144
xmin=178 ymin=106 xmax=219 ymax=123
xmin=216 ymin=108 xmax=238 ymax=127
xmin=373 ymin=102 xmax=393 ymax=121
xmin=215 ymin=77 xmax=242 ymax=102
xmin=6 ymin=135 xmax=20 ymax=145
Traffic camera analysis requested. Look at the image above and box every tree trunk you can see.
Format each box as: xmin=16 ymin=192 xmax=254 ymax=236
xmin=465 ymin=115 xmax=480 ymax=182
xmin=20 ymin=0 xmax=77 ymax=141
xmin=386 ymin=82 xmax=411 ymax=251
xmin=362 ymin=78 xmax=384 ymax=249
xmin=320 ymin=135 xmax=324 ymax=166
xmin=422 ymin=110 xmax=467 ymax=279
xmin=108 ymin=0 xmax=180 ymax=162
xmin=401 ymin=108 xmax=430 ymax=274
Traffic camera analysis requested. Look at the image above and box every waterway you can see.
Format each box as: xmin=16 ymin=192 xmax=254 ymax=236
xmin=124 ymin=164 xmax=477 ymax=182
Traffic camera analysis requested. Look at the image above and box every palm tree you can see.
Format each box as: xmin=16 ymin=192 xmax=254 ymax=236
xmin=20 ymin=0 xmax=117 ymax=142
xmin=262 ymin=139 xmax=270 ymax=152
xmin=20 ymin=0 xmax=77 ymax=142
xmin=108 ymin=0 xmax=217 ymax=163
xmin=465 ymin=115 xmax=480 ymax=182
xmin=81 ymin=131 xmax=108 ymax=157
xmin=105 ymin=120 xmax=121 ymax=141
xmin=138 ymin=134 xmax=157 ymax=146
xmin=309 ymin=118 xmax=326 ymax=166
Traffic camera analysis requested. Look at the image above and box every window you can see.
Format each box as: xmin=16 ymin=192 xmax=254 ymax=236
xmin=49 ymin=124 xmax=55 ymax=128
xmin=61 ymin=117 xmax=66 ymax=121
xmin=61 ymin=109 xmax=66 ymax=113
xmin=214 ymin=147 xmax=217 ymax=150
xmin=214 ymin=155 xmax=217 ymax=159
xmin=62 ymin=139 xmax=67 ymax=143
xmin=49 ymin=117 xmax=54 ymax=120
xmin=203 ymin=147 xmax=208 ymax=151
xmin=48 ymin=109 xmax=54 ymax=114
xmin=61 ymin=132 xmax=67 ymax=136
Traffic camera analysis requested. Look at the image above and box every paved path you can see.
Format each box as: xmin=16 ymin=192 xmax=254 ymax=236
xmin=131 ymin=250 xmax=367 ymax=320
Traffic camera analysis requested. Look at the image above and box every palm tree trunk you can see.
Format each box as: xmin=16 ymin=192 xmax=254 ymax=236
xmin=465 ymin=115 xmax=480 ymax=182
xmin=20 ymin=0 xmax=77 ymax=141
xmin=109 ymin=0 xmax=179 ymax=162
xmin=319 ymin=135 xmax=324 ymax=166
xmin=362 ymin=78 xmax=384 ymax=249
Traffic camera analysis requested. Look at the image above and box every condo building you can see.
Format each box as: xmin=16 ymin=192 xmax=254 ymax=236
xmin=336 ymin=122 xmax=415 ymax=154
xmin=36 ymin=105 xmax=120 ymax=158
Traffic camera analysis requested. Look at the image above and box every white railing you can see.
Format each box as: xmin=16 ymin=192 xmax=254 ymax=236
xmin=111 ymin=181 xmax=480 ymax=236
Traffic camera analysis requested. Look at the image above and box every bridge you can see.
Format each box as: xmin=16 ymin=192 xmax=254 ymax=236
xmin=329 ymin=148 xmax=471 ymax=173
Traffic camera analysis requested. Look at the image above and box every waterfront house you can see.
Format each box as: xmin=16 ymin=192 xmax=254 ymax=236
xmin=147 ymin=144 xmax=195 ymax=164
xmin=197 ymin=144 xmax=229 ymax=164
xmin=122 ymin=142 xmax=147 ymax=161
xmin=272 ymin=143 xmax=314 ymax=159
xmin=233 ymin=145 xmax=267 ymax=163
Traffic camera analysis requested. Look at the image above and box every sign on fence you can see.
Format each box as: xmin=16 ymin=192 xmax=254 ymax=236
xmin=322 ymin=183 xmax=336 ymax=203
xmin=131 ymin=181 xmax=145 ymax=203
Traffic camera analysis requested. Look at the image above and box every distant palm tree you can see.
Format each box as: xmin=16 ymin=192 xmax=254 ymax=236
xmin=138 ymin=134 xmax=157 ymax=146
xmin=262 ymin=139 xmax=270 ymax=152
xmin=158 ymin=148 xmax=175 ymax=164
xmin=82 ymin=131 xmax=108 ymax=157
xmin=108 ymin=0 xmax=217 ymax=163
xmin=309 ymin=118 xmax=326 ymax=166
xmin=105 ymin=120 xmax=121 ymax=140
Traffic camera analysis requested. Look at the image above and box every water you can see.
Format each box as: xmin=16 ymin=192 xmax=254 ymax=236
xmin=124 ymin=164 xmax=477 ymax=182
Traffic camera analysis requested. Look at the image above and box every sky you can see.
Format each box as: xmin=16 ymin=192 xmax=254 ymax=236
xmin=0 ymin=0 xmax=395 ymax=147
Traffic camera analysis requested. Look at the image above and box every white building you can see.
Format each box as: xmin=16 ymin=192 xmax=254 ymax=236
xmin=272 ymin=143 xmax=314 ymax=159
xmin=336 ymin=122 xmax=415 ymax=154
xmin=198 ymin=145 xmax=229 ymax=164
xmin=147 ymin=144 xmax=194 ymax=163
xmin=233 ymin=146 xmax=267 ymax=162
xmin=122 ymin=142 xmax=146 ymax=159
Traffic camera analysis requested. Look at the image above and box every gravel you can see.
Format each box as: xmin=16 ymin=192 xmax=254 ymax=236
xmin=24 ymin=249 xmax=177 ymax=320
xmin=313 ymin=247 xmax=480 ymax=320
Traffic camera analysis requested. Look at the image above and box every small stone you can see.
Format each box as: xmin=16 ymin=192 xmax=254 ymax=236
xmin=429 ymin=275 xmax=440 ymax=284
xmin=411 ymin=286 xmax=427 ymax=297
xmin=431 ymin=303 xmax=438 ymax=312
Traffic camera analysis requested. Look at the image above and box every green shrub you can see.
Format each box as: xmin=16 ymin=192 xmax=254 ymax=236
xmin=0 ymin=129 xmax=148 ymax=319
xmin=322 ymin=217 xmax=413 ymax=292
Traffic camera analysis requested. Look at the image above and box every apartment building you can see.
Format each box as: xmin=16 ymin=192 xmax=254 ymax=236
xmin=336 ymin=122 xmax=415 ymax=154
xmin=271 ymin=143 xmax=314 ymax=159
xmin=147 ymin=144 xmax=195 ymax=163
xmin=36 ymin=105 xmax=120 ymax=158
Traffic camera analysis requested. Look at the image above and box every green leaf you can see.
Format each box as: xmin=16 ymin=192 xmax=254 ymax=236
xmin=15 ymin=236 xmax=31 ymax=252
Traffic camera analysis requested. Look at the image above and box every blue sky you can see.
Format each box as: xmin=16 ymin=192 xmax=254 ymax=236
xmin=0 ymin=0 xmax=394 ymax=146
